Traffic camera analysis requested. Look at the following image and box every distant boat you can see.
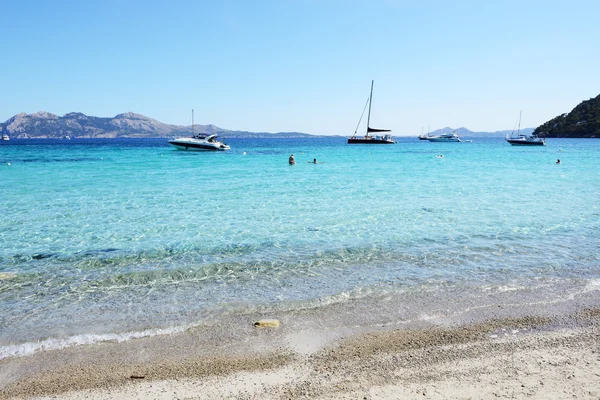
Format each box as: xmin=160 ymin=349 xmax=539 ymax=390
xmin=2 ymin=134 xmax=9 ymax=141
xmin=169 ymin=110 xmax=230 ymax=151
xmin=348 ymin=81 xmax=395 ymax=144
xmin=419 ymin=126 xmax=431 ymax=140
xmin=427 ymin=131 xmax=461 ymax=142
xmin=63 ymin=135 xmax=71 ymax=140
xmin=506 ymin=111 xmax=545 ymax=146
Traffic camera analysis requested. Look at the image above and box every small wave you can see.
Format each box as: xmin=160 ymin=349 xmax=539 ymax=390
xmin=0 ymin=324 xmax=193 ymax=360
xmin=0 ymin=272 xmax=18 ymax=280
xmin=480 ymin=284 xmax=525 ymax=293
xmin=583 ymin=279 xmax=600 ymax=292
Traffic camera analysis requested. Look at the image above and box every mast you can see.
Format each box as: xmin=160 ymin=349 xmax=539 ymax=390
xmin=518 ymin=110 xmax=522 ymax=136
xmin=192 ymin=109 xmax=195 ymax=136
xmin=366 ymin=80 xmax=374 ymax=136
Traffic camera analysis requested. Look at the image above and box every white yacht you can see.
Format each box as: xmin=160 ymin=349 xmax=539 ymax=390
xmin=168 ymin=110 xmax=230 ymax=151
xmin=2 ymin=134 xmax=9 ymax=141
xmin=427 ymin=131 xmax=461 ymax=142
xmin=169 ymin=133 xmax=230 ymax=151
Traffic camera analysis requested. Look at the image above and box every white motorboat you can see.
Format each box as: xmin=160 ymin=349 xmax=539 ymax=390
xmin=2 ymin=134 xmax=9 ymax=141
xmin=169 ymin=133 xmax=230 ymax=151
xmin=427 ymin=131 xmax=461 ymax=142
xmin=169 ymin=110 xmax=230 ymax=151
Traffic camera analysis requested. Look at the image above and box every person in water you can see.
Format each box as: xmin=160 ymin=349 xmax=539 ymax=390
xmin=556 ymin=159 xmax=561 ymax=164
xmin=289 ymin=154 xmax=295 ymax=165
xmin=313 ymin=158 xmax=317 ymax=164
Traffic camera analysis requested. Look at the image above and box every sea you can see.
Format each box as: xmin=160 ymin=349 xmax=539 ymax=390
xmin=1 ymin=137 xmax=599 ymax=359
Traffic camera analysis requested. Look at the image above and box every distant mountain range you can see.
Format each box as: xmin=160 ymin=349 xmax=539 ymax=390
xmin=0 ymin=112 xmax=316 ymax=139
xmin=534 ymin=94 xmax=600 ymax=138
xmin=0 ymin=111 xmax=540 ymax=139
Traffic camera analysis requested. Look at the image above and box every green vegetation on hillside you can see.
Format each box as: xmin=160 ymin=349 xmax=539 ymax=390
xmin=535 ymin=94 xmax=600 ymax=138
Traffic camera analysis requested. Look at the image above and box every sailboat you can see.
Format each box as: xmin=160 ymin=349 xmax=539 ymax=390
xmin=348 ymin=81 xmax=395 ymax=144
xmin=169 ymin=110 xmax=230 ymax=151
xmin=506 ymin=111 xmax=545 ymax=146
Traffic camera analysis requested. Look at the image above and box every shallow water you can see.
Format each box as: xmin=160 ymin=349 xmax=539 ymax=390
xmin=1 ymin=137 xmax=599 ymax=358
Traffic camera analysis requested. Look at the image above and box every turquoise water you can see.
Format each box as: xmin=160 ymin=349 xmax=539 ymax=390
xmin=1 ymin=137 xmax=599 ymax=357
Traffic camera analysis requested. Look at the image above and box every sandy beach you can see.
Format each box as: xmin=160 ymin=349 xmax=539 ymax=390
xmin=1 ymin=303 xmax=599 ymax=400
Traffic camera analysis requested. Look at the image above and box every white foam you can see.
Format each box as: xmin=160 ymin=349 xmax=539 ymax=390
xmin=0 ymin=323 xmax=193 ymax=360
xmin=583 ymin=279 xmax=600 ymax=292
xmin=565 ymin=278 xmax=600 ymax=301
xmin=480 ymin=284 xmax=524 ymax=293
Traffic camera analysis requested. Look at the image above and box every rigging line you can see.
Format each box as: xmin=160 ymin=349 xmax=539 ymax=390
xmin=354 ymin=96 xmax=370 ymax=135
xmin=510 ymin=113 xmax=520 ymax=137
xmin=511 ymin=119 xmax=518 ymax=136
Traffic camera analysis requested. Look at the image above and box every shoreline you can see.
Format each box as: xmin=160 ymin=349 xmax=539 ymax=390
xmin=2 ymin=305 xmax=599 ymax=399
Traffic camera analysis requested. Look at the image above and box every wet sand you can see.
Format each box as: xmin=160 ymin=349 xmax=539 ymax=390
xmin=1 ymin=306 xmax=599 ymax=399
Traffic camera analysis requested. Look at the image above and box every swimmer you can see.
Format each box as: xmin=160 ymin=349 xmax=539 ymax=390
xmin=289 ymin=154 xmax=295 ymax=165
xmin=556 ymin=159 xmax=561 ymax=164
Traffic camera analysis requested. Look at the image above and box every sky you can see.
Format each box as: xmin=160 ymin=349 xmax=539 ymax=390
xmin=1 ymin=0 xmax=599 ymax=136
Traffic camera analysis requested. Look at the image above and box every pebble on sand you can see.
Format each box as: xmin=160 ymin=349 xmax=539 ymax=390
xmin=254 ymin=319 xmax=280 ymax=328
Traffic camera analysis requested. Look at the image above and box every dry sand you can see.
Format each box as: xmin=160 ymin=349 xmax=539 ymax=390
xmin=1 ymin=308 xmax=599 ymax=399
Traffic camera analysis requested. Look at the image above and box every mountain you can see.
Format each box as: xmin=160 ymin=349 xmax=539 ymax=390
xmin=426 ymin=126 xmax=535 ymax=138
xmin=0 ymin=111 xmax=547 ymax=139
xmin=0 ymin=111 xmax=317 ymax=139
xmin=534 ymin=94 xmax=600 ymax=138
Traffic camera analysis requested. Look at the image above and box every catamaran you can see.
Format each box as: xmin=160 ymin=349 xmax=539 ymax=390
xmin=348 ymin=81 xmax=395 ymax=144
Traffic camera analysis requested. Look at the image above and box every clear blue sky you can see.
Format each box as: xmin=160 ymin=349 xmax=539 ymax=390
xmin=2 ymin=0 xmax=599 ymax=135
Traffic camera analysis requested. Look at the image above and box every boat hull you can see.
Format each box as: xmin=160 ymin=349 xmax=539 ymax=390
xmin=169 ymin=140 xmax=230 ymax=151
xmin=506 ymin=139 xmax=545 ymax=146
xmin=348 ymin=138 xmax=395 ymax=144
xmin=426 ymin=138 xmax=461 ymax=142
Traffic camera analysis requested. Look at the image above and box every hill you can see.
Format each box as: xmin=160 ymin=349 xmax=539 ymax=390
xmin=534 ymin=94 xmax=600 ymax=138
xmin=0 ymin=111 xmax=317 ymax=139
